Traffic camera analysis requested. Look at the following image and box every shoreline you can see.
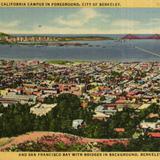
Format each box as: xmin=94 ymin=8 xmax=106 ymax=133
xmin=0 ymin=58 xmax=160 ymax=63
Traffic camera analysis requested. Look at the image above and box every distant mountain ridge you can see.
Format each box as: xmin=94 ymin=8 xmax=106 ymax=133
xmin=121 ymin=34 xmax=160 ymax=40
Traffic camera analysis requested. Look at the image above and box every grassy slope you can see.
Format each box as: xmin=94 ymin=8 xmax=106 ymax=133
xmin=0 ymin=132 xmax=128 ymax=151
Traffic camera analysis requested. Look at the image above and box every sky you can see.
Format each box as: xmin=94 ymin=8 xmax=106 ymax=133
xmin=0 ymin=8 xmax=159 ymax=34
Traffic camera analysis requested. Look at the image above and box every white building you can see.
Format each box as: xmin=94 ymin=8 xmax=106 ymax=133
xmin=30 ymin=103 xmax=57 ymax=116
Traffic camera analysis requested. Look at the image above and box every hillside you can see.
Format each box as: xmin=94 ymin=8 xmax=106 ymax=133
xmin=0 ymin=132 xmax=128 ymax=152
xmin=0 ymin=32 xmax=11 ymax=38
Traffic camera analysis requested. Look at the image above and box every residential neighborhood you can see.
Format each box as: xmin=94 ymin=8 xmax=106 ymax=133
xmin=0 ymin=60 xmax=159 ymax=108
xmin=0 ymin=59 xmax=160 ymax=151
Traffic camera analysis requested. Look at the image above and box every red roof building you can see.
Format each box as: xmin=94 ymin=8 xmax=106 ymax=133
xmin=148 ymin=132 xmax=160 ymax=138
xmin=114 ymin=128 xmax=125 ymax=133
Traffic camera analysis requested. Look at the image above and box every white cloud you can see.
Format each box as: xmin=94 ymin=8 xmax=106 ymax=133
xmin=150 ymin=18 xmax=160 ymax=23
xmin=111 ymin=19 xmax=140 ymax=28
xmin=1 ymin=15 xmax=160 ymax=34
xmin=144 ymin=18 xmax=160 ymax=27
xmin=0 ymin=20 xmax=20 ymax=34
xmin=2 ymin=23 xmax=160 ymax=35
xmin=7 ymin=20 xmax=20 ymax=27
xmin=8 ymin=23 xmax=160 ymax=34
xmin=28 ymin=25 xmax=104 ymax=34
xmin=52 ymin=8 xmax=109 ymax=27
xmin=0 ymin=20 xmax=19 ymax=29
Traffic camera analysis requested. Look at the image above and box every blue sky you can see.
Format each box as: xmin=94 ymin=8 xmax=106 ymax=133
xmin=0 ymin=8 xmax=159 ymax=34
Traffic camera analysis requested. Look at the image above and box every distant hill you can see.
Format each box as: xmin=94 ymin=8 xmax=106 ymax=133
xmin=122 ymin=34 xmax=160 ymax=40
xmin=0 ymin=32 xmax=11 ymax=38
xmin=122 ymin=34 xmax=142 ymax=40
